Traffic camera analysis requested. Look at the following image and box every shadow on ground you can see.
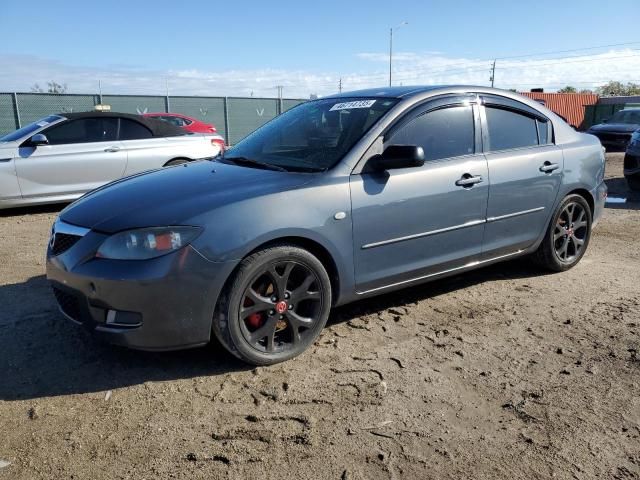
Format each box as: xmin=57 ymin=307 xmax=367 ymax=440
xmin=0 ymin=258 xmax=548 ymax=401
xmin=0 ymin=203 xmax=65 ymax=218
xmin=604 ymin=177 xmax=640 ymax=210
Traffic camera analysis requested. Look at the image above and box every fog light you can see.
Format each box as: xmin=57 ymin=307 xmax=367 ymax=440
xmin=105 ymin=309 xmax=142 ymax=327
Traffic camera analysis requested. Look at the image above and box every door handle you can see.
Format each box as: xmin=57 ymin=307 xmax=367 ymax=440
xmin=104 ymin=147 xmax=120 ymax=153
xmin=455 ymin=174 xmax=483 ymax=187
xmin=539 ymin=161 xmax=559 ymax=173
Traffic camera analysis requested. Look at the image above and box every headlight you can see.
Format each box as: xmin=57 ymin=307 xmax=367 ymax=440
xmin=96 ymin=226 xmax=202 ymax=260
xmin=632 ymin=131 xmax=640 ymax=142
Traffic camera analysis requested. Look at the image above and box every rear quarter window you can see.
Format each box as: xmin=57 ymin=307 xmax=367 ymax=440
xmin=119 ymin=119 xmax=153 ymax=140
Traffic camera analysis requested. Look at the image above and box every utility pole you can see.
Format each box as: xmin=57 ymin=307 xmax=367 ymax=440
xmin=490 ymin=60 xmax=496 ymax=88
xmin=338 ymin=77 xmax=342 ymax=93
xmin=275 ymin=85 xmax=284 ymax=99
xmin=389 ymin=27 xmax=393 ymax=87
xmin=389 ymin=22 xmax=408 ymax=87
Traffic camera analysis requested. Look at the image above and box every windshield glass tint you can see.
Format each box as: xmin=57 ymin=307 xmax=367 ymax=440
xmin=610 ymin=110 xmax=640 ymax=124
xmin=225 ymin=98 xmax=398 ymax=171
xmin=0 ymin=115 xmax=64 ymax=142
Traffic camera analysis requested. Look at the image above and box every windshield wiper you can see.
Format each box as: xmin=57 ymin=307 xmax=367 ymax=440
xmin=222 ymin=156 xmax=288 ymax=172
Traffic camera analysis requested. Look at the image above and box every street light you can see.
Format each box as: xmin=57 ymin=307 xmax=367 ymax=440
xmin=389 ymin=21 xmax=408 ymax=87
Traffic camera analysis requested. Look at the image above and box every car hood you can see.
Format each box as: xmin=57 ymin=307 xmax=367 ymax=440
xmin=60 ymin=160 xmax=314 ymax=232
xmin=0 ymin=140 xmax=20 ymax=152
xmin=588 ymin=123 xmax=640 ymax=134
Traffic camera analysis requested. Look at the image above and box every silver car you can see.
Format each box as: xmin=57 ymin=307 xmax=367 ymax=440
xmin=0 ymin=112 xmax=224 ymax=209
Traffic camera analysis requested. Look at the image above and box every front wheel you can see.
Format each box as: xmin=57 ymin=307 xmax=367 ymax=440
xmin=213 ymin=244 xmax=332 ymax=365
xmin=533 ymin=194 xmax=592 ymax=272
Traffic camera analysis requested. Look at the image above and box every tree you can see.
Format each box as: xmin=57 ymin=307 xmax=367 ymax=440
xmin=596 ymin=81 xmax=640 ymax=96
xmin=30 ymin=81 xmax=68 ymax=94
xmin=558 ymin=86 xmax=577 ymax=93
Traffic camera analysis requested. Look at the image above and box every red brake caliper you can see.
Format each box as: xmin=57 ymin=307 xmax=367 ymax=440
xmin=247 ymin=313 xmax=264 ymax=329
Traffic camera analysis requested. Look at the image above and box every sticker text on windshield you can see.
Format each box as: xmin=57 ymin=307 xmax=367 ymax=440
xmin=329 ymin=100 xmax=376 ymax=111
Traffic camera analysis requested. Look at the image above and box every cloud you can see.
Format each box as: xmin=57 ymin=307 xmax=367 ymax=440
xmin=1 ymin=50 xmax=640 ymax=99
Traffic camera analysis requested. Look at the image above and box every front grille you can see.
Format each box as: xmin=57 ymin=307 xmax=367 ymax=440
xmin=51 ymin=232 xmax=81 ymax=256
xmin=52 ymin=287 xmax=82 ymax=322
xmin=624 ymin=153 xmax=639 ymax=170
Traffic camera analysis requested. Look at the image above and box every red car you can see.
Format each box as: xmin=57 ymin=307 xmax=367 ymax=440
xmin=144 ymin=113 xmax=218 ymax=134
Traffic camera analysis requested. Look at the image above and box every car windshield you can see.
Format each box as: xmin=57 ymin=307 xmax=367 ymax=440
xmin=222 ymin=97 xmax=399 ymax=172
xmin=0 ymin=115 xmax=64 ymax=142
xmin=609 ymin=110 xmax=640 ymax=124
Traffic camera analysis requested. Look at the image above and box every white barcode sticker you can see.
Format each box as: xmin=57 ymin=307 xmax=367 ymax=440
xmin=330 ymin=100 xmax=376 ymax=111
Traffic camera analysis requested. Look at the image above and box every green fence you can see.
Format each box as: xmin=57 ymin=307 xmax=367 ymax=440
xmin=0 ymin=93 xmax=306 ymax=145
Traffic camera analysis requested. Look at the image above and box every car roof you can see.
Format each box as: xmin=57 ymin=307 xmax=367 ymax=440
xmin=58 ymin=111 xmax=187 ymax=137
xmin=325 ymin=85 xmax=510 ymax=99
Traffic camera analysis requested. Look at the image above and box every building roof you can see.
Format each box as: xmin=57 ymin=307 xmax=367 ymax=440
xmin=59 ymin=111 xmax=187 ymax=137
xmin=519 ymin=92 xmax=599 ymax=129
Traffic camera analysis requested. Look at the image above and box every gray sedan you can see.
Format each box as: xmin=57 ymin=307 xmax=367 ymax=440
xmin=46 ymin=86 xmax=607 ymax=365
xmin=0 ymin=112 xmax=224 ymax=209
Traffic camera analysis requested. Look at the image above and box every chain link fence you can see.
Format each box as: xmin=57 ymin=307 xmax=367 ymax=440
xmin=0 ymin=93 xmax=306 ymax=145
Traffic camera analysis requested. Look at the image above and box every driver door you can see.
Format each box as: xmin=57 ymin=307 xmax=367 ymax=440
xmin=350 ymin=98 xmax=489 ymax=294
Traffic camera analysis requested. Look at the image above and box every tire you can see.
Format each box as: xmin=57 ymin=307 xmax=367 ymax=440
xmin=627 ymin=175 xmax=640 ymax=192
xmin=213 ymin=244 xmax=332 ymax=365
xmin=533 ymin=194 xmax=592 ymax=272
xmin=164 ymin=158 xmax=189 ymax=167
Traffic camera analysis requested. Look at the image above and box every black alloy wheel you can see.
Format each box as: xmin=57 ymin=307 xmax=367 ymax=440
xmin=533 ymin=194 xmax=592 ymax=272
xmin=213 ymin=244 xmax=332 ymax=365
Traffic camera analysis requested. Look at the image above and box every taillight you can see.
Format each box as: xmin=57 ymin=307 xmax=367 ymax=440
xmin=211 ymin=138 xmax=225 ymax=152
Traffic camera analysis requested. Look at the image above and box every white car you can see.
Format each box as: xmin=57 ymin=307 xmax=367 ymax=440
xmin=0 ymin=112 xmax=224 ymax=209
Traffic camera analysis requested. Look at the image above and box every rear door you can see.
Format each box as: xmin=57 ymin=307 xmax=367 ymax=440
xmin=118 ymin=118 xmax=171 ymax=175
xmin=15 ymin=117 xmax=126 ymax=199
xmin=350 ymin=96 xmax=489 ymax=293
xmin=479 ymin=95 xmax=563 ymax=258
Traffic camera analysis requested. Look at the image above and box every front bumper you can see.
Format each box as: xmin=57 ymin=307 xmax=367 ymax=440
xmin=46 ymin=228 xmax=239 ymax=351
xmin=589 ymin=131 xmax=632 ymax=150
xmin=624 ymin=151 xmax=640 ymax=177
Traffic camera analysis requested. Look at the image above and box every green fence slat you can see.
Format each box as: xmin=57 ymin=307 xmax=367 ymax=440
xmin=0 ymin=93 xmax=307 ymax=138
xmin=0 ymin=94 xmax=18 ymax=134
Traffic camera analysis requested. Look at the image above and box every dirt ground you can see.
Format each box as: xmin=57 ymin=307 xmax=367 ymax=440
xmin=0 ymin=153 xmax=638 ymax=480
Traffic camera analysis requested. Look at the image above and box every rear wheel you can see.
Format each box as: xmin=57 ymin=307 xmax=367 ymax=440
xmin=627 ymin=175 xmax=640 ymax=191
xmin=213 ymin=244 xmax=332 ymax=365
xmin=533 ymin=194 xmax=592 ymax=272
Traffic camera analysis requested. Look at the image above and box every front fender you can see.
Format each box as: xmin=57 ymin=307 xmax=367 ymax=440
xmin=189 ymin=176 xmax=355 ymax=304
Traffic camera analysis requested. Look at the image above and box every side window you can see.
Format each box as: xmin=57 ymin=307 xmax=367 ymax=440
xmin=119 ymin=119 xmax=153 ymax=140
xmin=389 ymin=105 xmax=475 ymax=161
xmin=485 ymin=107 xmax=538 ymax=151
xmin=537 ymin=119 xmax=550 ymax=145
xmin=45 ymin=118 xmax=118 ymax=145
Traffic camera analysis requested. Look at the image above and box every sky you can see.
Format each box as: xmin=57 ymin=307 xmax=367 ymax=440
xmin=1 ymin=0 xmax=639 ymax=98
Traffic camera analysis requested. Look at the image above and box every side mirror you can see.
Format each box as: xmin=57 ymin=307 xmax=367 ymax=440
xmin=368 ymin=145 xmax=425 ymax=171
xmin=29 ymin=133 xmax=49 ymax=146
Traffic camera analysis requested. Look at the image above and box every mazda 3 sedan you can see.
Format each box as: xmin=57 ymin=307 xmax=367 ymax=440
xmin=46 ymin=86 xmax=607 ymax=365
